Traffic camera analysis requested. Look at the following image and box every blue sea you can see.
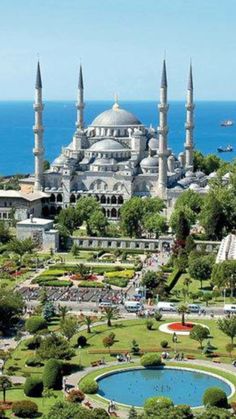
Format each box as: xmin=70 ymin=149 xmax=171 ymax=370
xmin=0 ymin=100 xmax=236 ymax=175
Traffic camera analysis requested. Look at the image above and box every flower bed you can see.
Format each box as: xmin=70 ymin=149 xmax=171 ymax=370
xmin=168 ymin=322 xmax=194 ymax=331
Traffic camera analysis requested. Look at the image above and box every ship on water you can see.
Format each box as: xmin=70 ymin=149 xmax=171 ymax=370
xmin=217 ymin=144 xmax=233 ymax=153
xmin=220 ymin=120 xmax=234 ymax=127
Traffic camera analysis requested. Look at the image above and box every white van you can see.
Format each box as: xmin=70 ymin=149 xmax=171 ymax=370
xmin=124 ymin=301 xmax=143 ymax=313
xmin=156 ymin=302 xmax=177 ymax=312
xmin=224 ymin=304 xmax=236 ymax=314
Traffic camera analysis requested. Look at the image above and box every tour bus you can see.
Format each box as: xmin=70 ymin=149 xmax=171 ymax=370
xmin=224 ymin=304 xmax=236 ymax=314
xmin=156 ymin=302 xmax=177 ymax=312
xmin=124 ymin=301 xmax=143 ymax=313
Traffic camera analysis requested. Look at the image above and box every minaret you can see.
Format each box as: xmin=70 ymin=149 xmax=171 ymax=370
xmin=33 ymin=62 xmax=44 ymax=192
xmin=76 ymin=65 xmax=85 ymax=131
xmin=158 ymin=60 xmax=169 ymax=199
xmin=184 ymin=62 xmax=194 ymax=169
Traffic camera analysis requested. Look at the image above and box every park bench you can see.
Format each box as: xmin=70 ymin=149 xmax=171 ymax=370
xmin=90 ymin=360 xmax=103 ymax=367
xmin=186 ymin=355 xmax=195 ymax=360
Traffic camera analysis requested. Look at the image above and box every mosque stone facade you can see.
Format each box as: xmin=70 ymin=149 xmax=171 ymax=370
xmin=19 ymin=61 xmax=212 ymax=220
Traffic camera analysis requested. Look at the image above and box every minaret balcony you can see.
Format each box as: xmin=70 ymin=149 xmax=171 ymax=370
xmin=157 ymin=126 xmax=168 ymax=135
xmin=184 ymin=142 xmax=193 ymax=149
xmin=33 ymin=125 xmax=44 ymax=133
xmin=158 ymin=104 xmax=169 ymax=112
xmin=33 ymin=147 xmax=44 ymax=156
xmin=185 ymin=104 xmax=195 ymax=111
xmin=33 ymin=104 xmax=44 ymax=111
xmin=185 ymin=122 xmax=194 ymax=130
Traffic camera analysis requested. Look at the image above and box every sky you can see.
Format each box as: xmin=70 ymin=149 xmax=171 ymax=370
xmin=0 ymin=0 xmax=236 ymax=100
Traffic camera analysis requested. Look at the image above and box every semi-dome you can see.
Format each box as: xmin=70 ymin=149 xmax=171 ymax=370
xmin=91 ymin=103 xmax=141 ymax=127
xmin=52 ymin=154 xmax=67 ymax=166
xmin=148 ymin=138 xmax=159 ymax=150
xmin=90 ymin=139 xmax=126 ymax=151
xmin=140 ymin=155 xmax=158 ymax=167
xmin=93 ymin=158 xmax=117 ymax=166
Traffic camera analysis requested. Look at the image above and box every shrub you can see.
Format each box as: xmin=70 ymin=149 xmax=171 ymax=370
xmin=144 ymin=396 xmax=173 ymax=414
xmin=131 ymin=339 xmax=140 ymax=355
xmin=203 ymin=387 xmax=228 ymax=408
xmin=79 ymin=378 xmax=98 ymax=394
xmin=105 ymin=269 xmax=135 ymax=279
xmin=160 ymin=340 xmax=168 ymax=348
xmin=67 ymin=389 xmax=85 ymax=403
xmin=38 ymin=279 xmax=72 ymax=287
xmin=25 ymin=357 xmax=44 ymax=367
xmin=155 ymin=311 xmax=162 ymax=321
xmin=77 ymin=335 xmax=87 ymax=348
xmin=25 ymin=335 xmax=42 ymax=349
xmin=104 ymin=278 xmax=129 ymax=288
xmin=25 ymin=316 xmax=47 ymax=333
xmin=93 ymin=408 xmax=110 ymax=418
xmin=12 ymin=400 xmax=38 ymax=417
xmin=37 ymin=333 xmax=75 ymax=360
xmin=146 ymin=320 xmax=154 ymax=330
xmin=141 ymin=353 xmax=163 ymax=367
xmin=78 ymin=281 xmax=104 ymax=288
xmin=42 ymin=359 xmax=63 ymax=389
xmin=24 ymin=376 xmax=43 ymax=397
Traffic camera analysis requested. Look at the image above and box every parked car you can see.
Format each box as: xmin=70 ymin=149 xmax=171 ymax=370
xmin=156 ymin=302 xmax=177 ymax=312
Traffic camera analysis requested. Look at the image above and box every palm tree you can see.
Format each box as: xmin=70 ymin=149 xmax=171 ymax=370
xmin=183 ymin=277 xmax=192 ymax=291
xmin=103 ymin=307 xmax=118 ymax=327
xmin=84 ymin=315 xmax=93 ymax=333
xmin=178 ymin=304 xmax=189 ymax=326
xmin=0 ymin=376 xmax=12 ymax=403
xmin=58 ymin=305 xmax=68 ymax=321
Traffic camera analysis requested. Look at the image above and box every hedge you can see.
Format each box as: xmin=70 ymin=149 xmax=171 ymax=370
xmin=12 ymin=400 xmax=38 ymax=417
xmin=144 ymin=396 xmax=173 ymax=413
xmin=141 ymin=353 xmax=163 ymax=367
xmin=167 ymin=268 xmax=181 ymax=291
xmin=203 ymin=387 xmax=228 ymax=408
xmin=104 ymin=278 xmax=129 ymax=288
xmin=78 ymin=281 xmax=104 ymax=288
xmin=25 ymin=335 xmax=42 ymax=349
xmin=25 ymin=316 xmax=47 ymax=333
xmin=79 ymin=378 xmax=99 ymax=394
xmin=24 ymin=376 xmax=43 ymax=397
xmin=25 ymin=356 xmax=44 ymax=367
xmin=38 ymin=279 xmax=72 ymax=287
xmin=42 ymin=359 xmax=63 ymax=389
xmin=67 ymin=389 xmax=85 ymax=403
xmin=105 ymin=269 xmax=135 ymax=279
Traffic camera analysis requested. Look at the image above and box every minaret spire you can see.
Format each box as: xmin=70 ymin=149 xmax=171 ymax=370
xmin=185 ymin=61 xmax=194 ymax=169
xmin=76 ymin=64 xmax=85 ymax=130
xmin=158 ymin=60 xmax=169 ymax=199
xmin=33 ymin=61 xmax=44 ymax=192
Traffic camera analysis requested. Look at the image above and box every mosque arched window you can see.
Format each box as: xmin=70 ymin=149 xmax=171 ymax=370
xmin=107 ymin=209 xmax=110 ymax=217
xmin=57 ymin=193 xmax=63 ymax=202
xmin=101 ymin=195 xmax=106 ymax=204
xmin=42 ymin=206 xmax=49 ymax=217
xmin=70 ymin=194 xmax=76 ymax=203
xmin=107 ymin=197 xmax=110 ymax=204
xmin=57 ymin=206 xmax=62 ymax=214
xmin=111 ymin=195 xmax=117 ymax=204
xmin=49 ymin=194 xmax=55 ymax=203
xmin=118 ymin=195 xmax=124 ymax=205
xmin=111 ymin=208 xmax=117 ymax=218
xmin=50 ymin=206 xmax=56 ymax=215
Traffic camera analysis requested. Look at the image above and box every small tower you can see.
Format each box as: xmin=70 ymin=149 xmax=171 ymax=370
xmin=184 ymin=62 xmax=194 ymax=169
xmin=76 ymin=65 xmax=85 ymax=131
xmin=33 ymin=62 xmax=44 ymax=192
xmin=157 ymin=60 xmax=169 ymax=199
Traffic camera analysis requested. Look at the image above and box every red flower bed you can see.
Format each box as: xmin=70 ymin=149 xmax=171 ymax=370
xmin=0 ymin=401 xmax=13 ymax=410
xmin=168 ymin=322 xmax=195 ymax=331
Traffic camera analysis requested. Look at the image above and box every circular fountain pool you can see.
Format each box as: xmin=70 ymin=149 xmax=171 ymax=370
xmin=97 ymin=367 xmax=234 ymax=407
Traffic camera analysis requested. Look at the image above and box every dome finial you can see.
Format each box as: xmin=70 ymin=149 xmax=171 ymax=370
xmin=112 ymin=93 xmax=120 ymax=110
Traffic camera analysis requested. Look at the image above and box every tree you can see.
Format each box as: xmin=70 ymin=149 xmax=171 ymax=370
xmin=83 ymin=315 xmax=93 ymax=334
xmin=144 ymin=214 xmax=167 ymax=238
xmin=37 ymin=333 xmax=75 ymax=360
xmin=142 ymin=271 xmax=159 ymax=289
xmin=0 ymin=221 xmax=11 ymax=244
xmin=218 ymin=316 xmax=236 ymax=344
xmin=103 ymin=333 xmax=115 ymax=353
xmin=71 ymin=243 xmax=80 ymax=257
xmin=7 ymin=238 xmax=36 ymax=263
xmin=170 ymin=209 xmax=192 ymax=241
xmin=128 ymin=406 xmax=138 ymax=419
xmin=185 ymin=235 xmax=195 ymax=254
xmin=42 ymin=401 xmax=92 ymax=419
xmin=199 ymin=192 xmax=225 ymax=240
xmin=88 ymin=210 xmax=108 ymax=236
xmin=225 ymin=343 xmax=234 ymax=359
xmin=42 ymin=302 xmax=55 ymax=321
xmin=60 ymin=316 xmax=78 ymax=340
xmin=189 ymin=325 xmax=210 ymax=349
xmin=188 ymin=256 xmax=213 ymax=289
xmin=202 ymin=292 xmax=212 ymax=307
xmin=175 ymin=190 xmax=203 ymax=214
xmin=39 ymin=287 xmax=48 ymax=306
xmin=0 ymin=376 xmax=12 ymax=402
xmin=76 ymin=197 xmax=102 ymax=235
xmin=212 ymin=261 xmax=236 ymax=297
xmin=177 ymin=304 xmax=189 ymax=326
xmin=56 ymin=207 xmax=81 ymax=235
xmin=103 ymin=307 xmax=118 ymax=327
xmin=43 ymin=160 xmax=50 ymax=171
xmin=131 ymin=339 xmax=140 ymax=355
xmin=76 ymin=263 xmax=90 ymax=280
xmin=196 ymin=406 xmax=233 ymax=419
xmin=0 ymin=290 xmax=24 ymax=334
xmin=58 ymin=305 xmax=69 ymax=321
xmin=120 ymin=197 xmax=144 ymax=237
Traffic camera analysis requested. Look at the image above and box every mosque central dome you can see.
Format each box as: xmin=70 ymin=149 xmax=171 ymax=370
xmin=91 ymin=102 xmax=142 ymax=127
